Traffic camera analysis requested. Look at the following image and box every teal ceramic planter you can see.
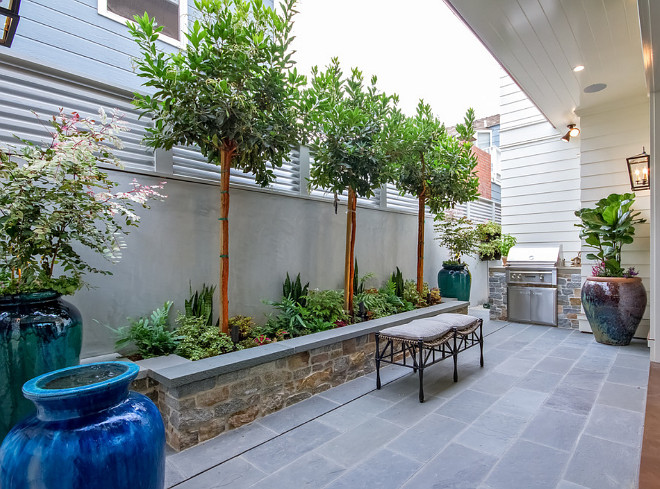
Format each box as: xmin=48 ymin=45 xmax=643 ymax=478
xmin=0 ymin=362 xmax=165 ymax=489
xmin=437 ymin=264 xmax=471 ymax=302
xmin=582 ymin=277 xmax=647 ymax=346
xmin=0 ymin=292 xmax=82 ymax=441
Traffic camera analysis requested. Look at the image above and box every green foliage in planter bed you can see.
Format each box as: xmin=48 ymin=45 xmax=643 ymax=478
xmin=113 ymin=302 xmax=180 ymax=359
xmin=175 ymin=315 xmax=240 ymax=361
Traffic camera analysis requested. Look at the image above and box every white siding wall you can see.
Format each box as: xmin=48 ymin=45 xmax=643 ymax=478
xmin=578 ymin=98 xmax=651 ymax=337
xmin=499 ymin=74 xmax=581 ymax=259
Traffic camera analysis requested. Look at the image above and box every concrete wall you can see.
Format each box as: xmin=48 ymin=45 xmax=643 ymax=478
xmin=72 ymin=170 xmax=489 ymax=357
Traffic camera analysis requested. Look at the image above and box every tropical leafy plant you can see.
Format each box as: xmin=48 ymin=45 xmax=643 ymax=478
xmin=175 ymin=314 xmax=239 ymax=361
xmin=575 ymin=193 xmax=646 ymax=276
xmin=185 ymin=283 xmax=216 ymax=327
xmin=0 ymin=110 xmax=165 ymax=295
xmin=114 ymin=302 xmax=179 ymax=359
xmin=129 ymin=0 xmax=305 ymax=333
xmin=263 ymin=296 xmax=309 ymax=337
xmin=283 ymin=272 xmax=309 ymax=307
xmin=434 ymin=211 xmax=478 ymax=265
xmin=393 ymin=102 xmax=479 ymax=293
xmin=302 ymin=58 xmax=398 ymax=313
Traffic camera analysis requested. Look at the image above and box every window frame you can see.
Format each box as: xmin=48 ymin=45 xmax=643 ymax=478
xmin=476 ymin=129 xmax=492 ymax=150
xmin=98 ymin=0 xmax=188 ymax=49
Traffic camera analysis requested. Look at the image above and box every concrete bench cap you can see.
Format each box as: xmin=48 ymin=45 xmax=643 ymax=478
xmin=378 ymin=314 xmax=480 ymax=343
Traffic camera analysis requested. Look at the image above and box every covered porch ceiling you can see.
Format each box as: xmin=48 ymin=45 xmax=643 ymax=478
xmin=442 ymin=0 xmax=652 ymax=130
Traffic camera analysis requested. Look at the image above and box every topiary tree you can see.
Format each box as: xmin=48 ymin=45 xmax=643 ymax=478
xmin=394 ymin=103 xmax=479 ymax=294
xmin=302 ymin=58 xmax=398 ymax=314
xmin=129 ymin=0 xmax=305 ymax=333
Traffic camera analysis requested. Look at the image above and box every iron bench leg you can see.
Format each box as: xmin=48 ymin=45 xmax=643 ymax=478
xmin=479 ymin=320 xmax=484 ymax=367
xmin=376 ymin=333 xmax=381 ymax=390
xmin=418 ymin=339 xmax=425 ymax=403
xmin=453 ymin=329 xmax=459 ymax=382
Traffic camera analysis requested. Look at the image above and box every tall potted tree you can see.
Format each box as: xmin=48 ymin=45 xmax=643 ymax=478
xmin=302 ymin=58 xmax=397 ymax=314
xmin=0 ymin=110 xmax=164 ymax=440
xmin=394 ymin=103 xmax=479 ymax=294
xmin=575 ymin=193 xmax=647 ymax=345
xmin=129 ymin=0 xmax=305 ymax=334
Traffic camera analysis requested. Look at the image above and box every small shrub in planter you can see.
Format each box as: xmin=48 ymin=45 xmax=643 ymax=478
xmin=113 ymin=302 xmax=179 ymax=360
xmin=175 ymin=315 xmax=240 ymax=361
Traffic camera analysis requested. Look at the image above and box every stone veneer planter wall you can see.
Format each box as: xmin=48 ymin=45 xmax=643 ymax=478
xmin=488 ymin=266 xmax=582 ymax=329
xmin=131 ymin=301 xmax=468 ymax=451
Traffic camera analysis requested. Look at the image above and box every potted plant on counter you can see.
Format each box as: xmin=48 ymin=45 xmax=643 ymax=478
xmin=499 ymin=234 xmax=517 ymax=265
xmin=0 ymin=109 xmax=165 ymax=440
xmin=575 ymin=193 xmax=646 ymax=345
xmin=434 ymin=211 xmax=477 ymax=301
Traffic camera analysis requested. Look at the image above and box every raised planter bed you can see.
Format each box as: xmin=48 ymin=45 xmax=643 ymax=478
xmin=131 ymin=301 xmax=468 ymax=451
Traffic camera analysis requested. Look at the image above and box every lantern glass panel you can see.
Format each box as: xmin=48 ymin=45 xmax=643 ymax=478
xmin=627 ymin=155 xmax=650 ymax=190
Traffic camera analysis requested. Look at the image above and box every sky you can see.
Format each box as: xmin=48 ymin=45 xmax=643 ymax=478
xmin=289 ymin=0 xmax=502 ymax=126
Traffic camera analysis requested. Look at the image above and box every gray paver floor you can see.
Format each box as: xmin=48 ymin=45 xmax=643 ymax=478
xmin=166 ymin=308 xmax=649 ymax=489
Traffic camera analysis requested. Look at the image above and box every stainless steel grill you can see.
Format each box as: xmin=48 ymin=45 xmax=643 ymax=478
xmin=506 ymin=246 xmax=560 ymax=326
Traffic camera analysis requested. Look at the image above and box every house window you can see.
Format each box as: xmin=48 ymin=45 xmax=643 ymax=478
xmin=476 ymin=130 xmax=491 ymax=150
xmin=99 ymin=0 xmax=187 ymax=47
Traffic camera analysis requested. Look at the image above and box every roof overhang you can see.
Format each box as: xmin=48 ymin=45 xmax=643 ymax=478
xmin=443 ymin=0 xmax=650 ymax=129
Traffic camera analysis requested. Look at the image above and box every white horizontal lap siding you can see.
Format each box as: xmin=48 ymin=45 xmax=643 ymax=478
xmin=0 ymin=59 xmax=154 ymax=172
xmin=499 ymin=74 xmax=581 ymax=257
xmin=579 ymin=100 xmax=650 ymax=269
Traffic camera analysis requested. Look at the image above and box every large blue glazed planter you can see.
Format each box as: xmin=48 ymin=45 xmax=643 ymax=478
xmin=0 ymin=291 xmax=82 ymax=442
xmin=0 ymin=362 xmax=165 ymax=489
xmin=437 ymin=263 xmax=471 ymax=302
xmin=582 ymin=276 xmax=647 ymax=346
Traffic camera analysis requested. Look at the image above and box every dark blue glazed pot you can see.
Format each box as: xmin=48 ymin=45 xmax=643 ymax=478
xmin=438 ymin=263 xmax=472 ymax=302
xmin=0 ymin=362 xmax=165 ymax=489
xmin=582 ymin=277 xmax=647 ymax=346
xmin=0 ymin=291 xmax=82 ymax=442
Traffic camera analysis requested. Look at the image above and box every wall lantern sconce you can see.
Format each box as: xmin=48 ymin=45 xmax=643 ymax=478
xmin=561 ymin=124 xmax=581 ymax=142
xmin=0 ymin=0 xmax=21 ymax=48
xmin=627 ymin=148 xmax=650 ymax=191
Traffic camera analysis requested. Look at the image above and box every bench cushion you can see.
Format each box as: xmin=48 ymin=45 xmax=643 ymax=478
xmin=378 ymin=314 xmax=480 ymax=343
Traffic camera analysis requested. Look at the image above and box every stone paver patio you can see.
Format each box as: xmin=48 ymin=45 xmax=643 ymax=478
xmin=164 ymin=309 xmax=649 ymax=489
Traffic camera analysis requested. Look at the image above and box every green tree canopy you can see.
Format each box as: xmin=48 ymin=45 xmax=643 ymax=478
xmin=129 ymin=0 xmax=305 ymax=332
xmin=129 ymin=0 xmax=305 ymax=183
xmin=302 ymin=58 xmax=399 ymax=312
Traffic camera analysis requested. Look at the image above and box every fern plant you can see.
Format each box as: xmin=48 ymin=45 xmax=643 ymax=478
xmin=185 ymin=283 xmax=216 ymax=326
xmin=114 ymin=302 xmax=179 ymax=358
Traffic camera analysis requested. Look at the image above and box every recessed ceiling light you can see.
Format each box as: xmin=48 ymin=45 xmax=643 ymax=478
xmin=573 ymin=65 xmax=585 ymax=72
xmin=584 ymin=83 xmax=607 ymax=93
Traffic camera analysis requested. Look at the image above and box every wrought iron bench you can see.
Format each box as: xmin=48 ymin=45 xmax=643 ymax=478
xmin=375 ymin=314 xmax=484 ymax=402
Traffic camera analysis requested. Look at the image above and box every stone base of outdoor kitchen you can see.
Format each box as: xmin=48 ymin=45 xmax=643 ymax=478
xmin=128 ymin=302 xmax=468 ymax=451
xmin=488 ymin=266 xmax=582 ymax=329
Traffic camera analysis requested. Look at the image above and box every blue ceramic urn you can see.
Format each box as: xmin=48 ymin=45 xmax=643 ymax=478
xmin=0 ymin=362 xmax=165 ymax=489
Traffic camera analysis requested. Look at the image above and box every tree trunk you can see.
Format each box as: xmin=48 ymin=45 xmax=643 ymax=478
xmin=219 ymin=146 xmax=233 ymax=334
xmin=417 ymin=188 xmax=426 ymax=295
xmin=344 ymin=188 xmax=357 ymax=313
xmin=417 ymin=153 xmax=427 ymax=295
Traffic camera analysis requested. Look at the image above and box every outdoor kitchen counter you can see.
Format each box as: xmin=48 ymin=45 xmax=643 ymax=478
xmin=488 ymin=266 xmax=581 ymax=273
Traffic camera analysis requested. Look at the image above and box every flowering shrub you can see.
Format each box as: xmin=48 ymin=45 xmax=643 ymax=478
xmin=0 ymin=109 xmax=165 ymax=295
xmin=592 ymin=262 xmax=639 ymax=278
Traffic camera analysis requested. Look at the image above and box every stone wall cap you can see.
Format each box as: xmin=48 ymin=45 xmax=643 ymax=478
xmin=149 ymin=301 xmax=468 ymax=387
